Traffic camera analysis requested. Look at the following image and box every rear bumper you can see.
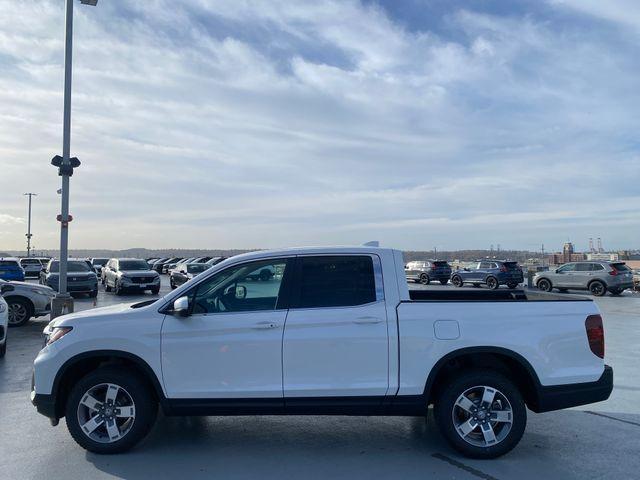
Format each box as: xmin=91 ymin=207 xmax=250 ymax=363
xmin=532 ymin=365 xmax=613 ymax=413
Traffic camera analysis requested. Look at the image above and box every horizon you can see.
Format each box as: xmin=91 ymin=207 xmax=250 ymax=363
xmin=2 ymin=0 xmax=639 ymax=251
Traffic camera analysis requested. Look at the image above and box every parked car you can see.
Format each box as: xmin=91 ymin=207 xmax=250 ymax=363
xmin=40 ymin=259 xmax=98 ymax=297
xmin=0 ymin=278 xmax=56 ymax=327
xmin=533 ymin=261 xmax=634 ymax=296
xmin=0 ymin=258 xmax=25 ymax=282
xmin=20 ymin=257 xmax=46 ymax=278
xmin=0 ymin=283 xmax=11 ymax=357
xmin=633 ymin=269 xmax=640 ymax=291
xmin=166 ymin=258 xmax=196 ymax=275
xmin=89 ymin=258 xmax=109 ymax=277
xmin=32 ymin=246 xmax=612 ymax=458
xmin=162 ymin=258 xmax=184 ymax=274
xmin=169 ymin=262 xmax=210 ymax=289
xmin=451 ymin=260 xmax=524 ymax=289
xmin=192 ymin=256 xmax=212 ymax=263
xmin=148 ymin=258 xmax=168 ymax=271
xmin=405 ymin=260 xmax=452 ymax=285
xmin=103 ymin=258 xmax=160 ymax=295
xmin=204 ymin=256 xmax=226 ymax=267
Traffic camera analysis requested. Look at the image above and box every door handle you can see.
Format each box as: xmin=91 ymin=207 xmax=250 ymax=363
xmin=252 ymin=322 xmax=279 ymax=330
xmin=353 ymin=316 xmax=383 ymax=325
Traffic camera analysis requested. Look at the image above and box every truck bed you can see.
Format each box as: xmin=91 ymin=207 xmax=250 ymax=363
xmin=407 ymin=288 xmax=592 ymax=302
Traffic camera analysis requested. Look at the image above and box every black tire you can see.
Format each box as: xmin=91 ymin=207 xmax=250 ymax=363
xmin=6 ymin=297 xmax=34 ymax=327
xmin=537 ymin=278 xmax=552 ymax=292
xmin=105 ymin=282 xmax=112 ymax=293
xmin=434 ymin=370 xmax=527 ymax=459
xmin=151 ymin=287 xmax=160 ymax=295
xmin=420 ymin=274 xmax=430 ymax=285
xmin=609 ymin=288 xmax=623 ymax=296
xmin=65 ymin=367 xmax=157 ymax=454
xmin=439 ymin=279 xmax=448 ymax=285
xmin=451 ymin=275 xmax=463 ymax=288
xmin=89 ymin=289 xmax=98 ymax=298
xmin=472 ymin=283 xmax=481 ymax=288
xmin=170 ymin=279 xmax=176 ymax=289
xmin=0 ymin=341 xmax=6 ymax=358
xmin=589 ymin=281 xmax=607 ymax=297
xmin=506 ymin=283 xmax=518 ymax=289
xmin=486 ymin=277 xmax=499 ymax=290
xmin=114 ymin=282 xmax=123 ymax=296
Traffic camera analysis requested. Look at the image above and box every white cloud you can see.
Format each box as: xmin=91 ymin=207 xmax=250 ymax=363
xmin=0 ymin=0 xmax=638 ymax=251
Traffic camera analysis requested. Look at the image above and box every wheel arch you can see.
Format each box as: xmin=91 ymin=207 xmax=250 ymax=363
xmin=4 ymin=294 xmax=35 ymax=312
xmin=536 ymin=276 xmax=552 ymax=288
xmin=424 ymin=346 xmax=543 ymax=411
xmin=51 ymin=350 xmax=166 ymax=419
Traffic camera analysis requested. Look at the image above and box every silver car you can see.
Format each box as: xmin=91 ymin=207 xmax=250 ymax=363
xmin=533 ymin=261 xmax=634 ymax=296
xmin=0 ymin=278 xmax=56 ymax=327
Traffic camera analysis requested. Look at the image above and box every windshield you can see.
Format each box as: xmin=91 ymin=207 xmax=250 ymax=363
xmin=92 ymin=258 xmax=109 ymax=266
xmin=119 ymin=260 xmax=150 ymax=271
xmin=49 ymin=261 xmax=91 ymax=273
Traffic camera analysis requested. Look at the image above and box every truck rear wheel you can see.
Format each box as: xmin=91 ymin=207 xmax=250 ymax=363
xmin=420 ymin=274 xmax=430 ymax=285
xmin=434 ymin=370 xmax=526 ymax=459
xmin=439 ymin=279 xmax=448 ymax=285
xmin=65 ymin=367 xmax=157 ymax=454
xmin=486 ymin=277 xmax=499 ymax=290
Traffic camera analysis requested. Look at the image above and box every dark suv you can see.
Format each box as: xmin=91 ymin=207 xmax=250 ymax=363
xmin=451 ymin=260 xmax=523 ymax=289
xmin=405 ymin=260 xmax=452 ymax=285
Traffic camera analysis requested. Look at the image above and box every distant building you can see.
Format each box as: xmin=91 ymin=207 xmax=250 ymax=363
xmin=586 ymin=252 xmax=619 ymax=261
xmin=547 ymin=242 xmax=586 ymax=265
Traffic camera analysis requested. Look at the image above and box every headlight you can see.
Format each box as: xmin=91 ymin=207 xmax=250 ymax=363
xmin=46 ymin=327 xmax=73 ymax=346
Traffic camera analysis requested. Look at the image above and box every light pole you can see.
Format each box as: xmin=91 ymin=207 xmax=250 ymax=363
xmin=23 ymin=193 xmax=37 ymax=257
xmin=51 ymin=0 xmax=98 ymax=319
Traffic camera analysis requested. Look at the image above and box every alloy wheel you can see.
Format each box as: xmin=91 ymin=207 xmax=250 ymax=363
xmin=8 ymin=302 xmax=28 ymax=325
xmin=452 ymin=385 xmax=513 ymax=448
xmin=76 ymin=383 xmax=136 ymax=444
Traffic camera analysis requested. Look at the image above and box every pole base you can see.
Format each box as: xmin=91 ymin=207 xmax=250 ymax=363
xmin=51 ymin=294 xmax=74 ymax=320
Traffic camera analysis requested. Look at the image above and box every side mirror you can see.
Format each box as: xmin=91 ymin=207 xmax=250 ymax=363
xmin=173 ymin=296 xmax=190 ymax=317
xmin=1 ymin=284 xmax=15 ymax=295
xmin=463 ymin=268 xmax=470 ymax=272
xmin=235 ymin=285 xmax=247 ymax=299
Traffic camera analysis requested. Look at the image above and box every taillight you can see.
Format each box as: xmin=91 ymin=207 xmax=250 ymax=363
xmin=585 ymin=315 xmax=605 ymax=358
xmin=609 ymin=268 xmax=618 ymax=276
xmin=500 ymin=265 xmax=507 ymax=272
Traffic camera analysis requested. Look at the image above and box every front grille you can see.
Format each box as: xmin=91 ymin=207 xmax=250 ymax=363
xmin=131 ymin=277 xmax=155 ymax=284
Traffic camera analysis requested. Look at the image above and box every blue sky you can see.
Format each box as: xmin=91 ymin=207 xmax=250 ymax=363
xmin=0 ymin=0 xmax=638 ymax=252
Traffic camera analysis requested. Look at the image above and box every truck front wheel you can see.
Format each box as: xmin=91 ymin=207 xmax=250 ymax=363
xmin=65 ymin=367 xmax=157 ymax=454
xmin=434 ymin=370 xmax=526 ymax=459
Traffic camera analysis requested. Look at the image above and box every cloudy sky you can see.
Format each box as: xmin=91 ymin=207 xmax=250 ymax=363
xmin=1 ymin=0 xmax=639 ymax=252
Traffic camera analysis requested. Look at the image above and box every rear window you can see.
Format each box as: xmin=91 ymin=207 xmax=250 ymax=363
xmin=0 ymin=260 xmax=20 ymax=267
xmin=503 ymin=262 xmax=519 ymax=268
xmin=20 ymin=258 xmax=41 ymax=265
xmin=297 ymin=256 xmax=376 ymax=308
xmin=432 ymin=261 xmax=449 ymax=267
xmin=611 ymin=263 xmax=630 ymax=272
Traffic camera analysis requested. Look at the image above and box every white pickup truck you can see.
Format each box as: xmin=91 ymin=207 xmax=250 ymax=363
xmin=31 ymin=246 xmax=613 ymax=458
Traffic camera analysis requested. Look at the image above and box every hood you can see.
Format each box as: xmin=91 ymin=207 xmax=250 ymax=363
xmin=7 ymin=281 xmax=55 ymax=294
xmin=49 ymin=301 xmax=151 ymax=328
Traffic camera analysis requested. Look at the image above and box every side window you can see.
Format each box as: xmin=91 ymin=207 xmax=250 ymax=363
xmin=575 ymin=263 xmax=591 ymax=272
xmin=479 ymin=262 xmax=491 ymax=269
xmin=296 ymin=256 xmax=377 ymax=309
xmin=191 ymin=259 xmax=289 ymax=314
xmin=558 ymin=264 xmax=576 ymax=272
xmin=591 ymin=263 xmax=604 ymax=271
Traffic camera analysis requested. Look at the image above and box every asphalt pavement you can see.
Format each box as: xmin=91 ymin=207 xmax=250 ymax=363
xmin=1 ymin=277 xmax=639 ymax=479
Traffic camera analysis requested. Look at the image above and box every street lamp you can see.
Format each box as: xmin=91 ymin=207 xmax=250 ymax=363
xmin=23 ymin=193 xmax=37 ymax=257
xmin=51 ymin=0 xmax=98 ymax=319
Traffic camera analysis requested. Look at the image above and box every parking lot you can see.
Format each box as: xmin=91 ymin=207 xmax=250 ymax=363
xmin=1 ymin=277 xmax=639 ymax=480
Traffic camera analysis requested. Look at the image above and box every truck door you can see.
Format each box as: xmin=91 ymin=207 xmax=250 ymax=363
xmin=282 ymin=255 xmax=389 ymax=399
xmin=161 ymin=258 xmax=292 ymax=399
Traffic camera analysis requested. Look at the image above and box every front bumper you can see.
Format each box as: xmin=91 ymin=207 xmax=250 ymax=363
xmin=532 ymin=365 xmax=613 ymax=413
